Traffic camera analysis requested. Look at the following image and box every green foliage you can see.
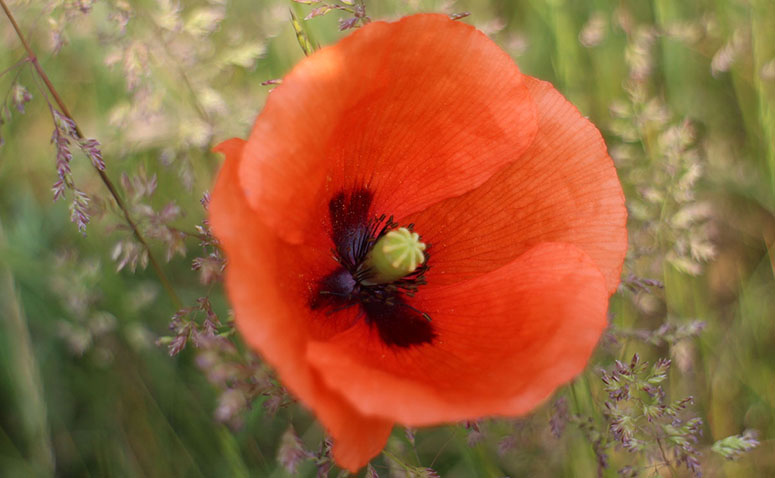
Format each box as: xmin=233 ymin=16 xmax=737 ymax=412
xmin=600 ymin=355 xmax=702 ymax=476
xmin=712 ymin=431 xmax=760 ymax=461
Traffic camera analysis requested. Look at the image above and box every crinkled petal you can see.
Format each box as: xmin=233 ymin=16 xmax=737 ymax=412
xmin=210 ymin=139 xmax=392 ymax=472
xmin=405 ymin=76 xmax=627 ymax=294
xmin=239 ymin=14 xmax=537 ymax=244
xmin=307 ymin=243 xmax=609 ymax=425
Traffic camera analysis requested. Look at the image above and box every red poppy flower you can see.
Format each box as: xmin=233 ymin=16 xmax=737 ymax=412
xmin=210 ymin=14 xmax=627 ymax=472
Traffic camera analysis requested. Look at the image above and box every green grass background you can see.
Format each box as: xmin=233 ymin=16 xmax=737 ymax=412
xmin=0 ymin=0 xmax=773 ymax=476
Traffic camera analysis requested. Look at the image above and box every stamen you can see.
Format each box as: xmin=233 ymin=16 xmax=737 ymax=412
xmin=318 ymin=189 xmax=435 ymax=347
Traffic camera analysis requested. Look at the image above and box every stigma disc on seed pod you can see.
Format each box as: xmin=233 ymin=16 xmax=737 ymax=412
xmin=364 ymin=227 xmax=426 ymax=284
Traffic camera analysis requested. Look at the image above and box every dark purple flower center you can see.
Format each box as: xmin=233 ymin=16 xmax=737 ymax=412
xmin=309 ymin=188 xmax=435 ymax=348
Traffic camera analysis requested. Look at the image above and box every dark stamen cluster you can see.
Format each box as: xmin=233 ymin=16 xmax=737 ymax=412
xmin=310 ymin=188 xmax=435 ymax=347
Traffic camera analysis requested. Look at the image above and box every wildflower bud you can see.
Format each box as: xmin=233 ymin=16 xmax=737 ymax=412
xmin=364 ymin=227 xmax=426 ymax=284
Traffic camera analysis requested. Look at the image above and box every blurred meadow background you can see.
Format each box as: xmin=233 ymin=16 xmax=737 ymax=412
xmin=1 ymin=0 xmax=773 ymax=476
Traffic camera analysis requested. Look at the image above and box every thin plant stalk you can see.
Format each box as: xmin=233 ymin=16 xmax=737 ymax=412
xmin=0 ymin=220 xmax=55 ymax=475
xmin=0 ymin=0 xmax=182 ymax=309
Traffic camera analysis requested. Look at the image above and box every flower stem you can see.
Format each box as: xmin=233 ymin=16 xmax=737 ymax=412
xmin=0 ymin=0 xmax=182 ymax=310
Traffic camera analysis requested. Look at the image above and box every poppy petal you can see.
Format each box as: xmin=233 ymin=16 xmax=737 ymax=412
xmin=405 ymin=76 xmax=627 ymax=294
xmin=362 ymin=298 xmax=436 ymax=348
xmin=306 ymin=243 xmax=609 ymax=425
xmin=238 ymin=14 xmax=537 ymax=244
xmin=210 ymin=139 xmax=392 ymax=472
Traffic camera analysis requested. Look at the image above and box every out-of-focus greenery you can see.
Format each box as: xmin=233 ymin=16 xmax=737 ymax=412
xmin=0 ymin=0 xmax=773 ymax=476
